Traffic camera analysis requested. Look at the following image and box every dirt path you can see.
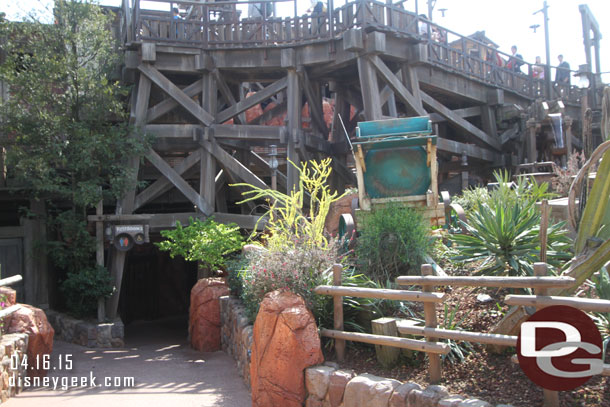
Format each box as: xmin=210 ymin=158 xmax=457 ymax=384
xmin=4 ymin=318 xmax=251 ymax=407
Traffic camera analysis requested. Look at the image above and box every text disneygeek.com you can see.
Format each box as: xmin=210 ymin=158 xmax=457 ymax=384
xmin=10 ymin=372 xmax=136 ymax=391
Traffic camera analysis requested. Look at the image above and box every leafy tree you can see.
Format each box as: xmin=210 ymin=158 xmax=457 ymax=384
xmin=0 ymin=1 xmax=150 ymax=317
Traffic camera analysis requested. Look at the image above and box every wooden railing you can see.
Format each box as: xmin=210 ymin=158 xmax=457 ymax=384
xmin=0 ymin=275 xmax=22 ymax=320
xmin=315 ymin=262 xmax=610 ymax=406
xmin=125 ymin=0 xmax=582 ymax=103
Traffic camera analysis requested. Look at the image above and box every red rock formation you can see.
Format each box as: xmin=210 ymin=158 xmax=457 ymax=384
xmin=250 ymin=290 xmax=324 ymax=407
xmin=6 ymin=305 xmax=54 ymax=378
xmin=189 ymin=278 xmax=230 ymax=352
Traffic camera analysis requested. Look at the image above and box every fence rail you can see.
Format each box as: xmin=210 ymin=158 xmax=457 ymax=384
xmin=315 ymin=263 xmax=609 ymax=407
xmin=0 ymin=274 xmax=22 ymax=321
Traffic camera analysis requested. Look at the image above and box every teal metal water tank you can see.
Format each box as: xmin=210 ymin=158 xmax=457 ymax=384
xmin=363 ymin=146 xmax=431 ymax=198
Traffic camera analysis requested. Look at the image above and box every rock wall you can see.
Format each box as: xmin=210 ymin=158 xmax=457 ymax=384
xmin=0 ymin=333 xmax=29 ymax=403
xmin=219 ymin=295 xmax=253 ymax=390
xmin=305 ymin=367 xmax=502 ymax=407
xmin=46 ymin=310 xmax=124 ymax=348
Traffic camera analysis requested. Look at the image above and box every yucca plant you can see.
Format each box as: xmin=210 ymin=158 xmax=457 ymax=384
xmin=588 ymin=265 xmax=610 ymax=360
xmin=440 ymin=303 xmax=474 ymax=364
xmin=451 ymin=171 xmax=572 ymax=277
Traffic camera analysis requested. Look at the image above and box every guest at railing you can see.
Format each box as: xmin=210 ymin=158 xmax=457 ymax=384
xmin=555 ymin=54 xmax=571 ymax=85
xmin=172 ymin=7 xmax=183 ymax=39
xmin=417 ymin=14 xmax=430 ymax=38
xmin=307 ymin=0 xmax=326 ymax=15
xmin=532 ymin=56 xmax=545 ymax=79
xmin=506 ymin=45 xmax=523 ymax=73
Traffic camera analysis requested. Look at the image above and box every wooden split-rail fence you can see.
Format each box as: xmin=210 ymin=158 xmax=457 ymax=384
xmin=314 ymin=263 xmax=610 ymax=407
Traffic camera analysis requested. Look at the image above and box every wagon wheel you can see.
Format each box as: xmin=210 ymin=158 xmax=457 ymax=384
xmin=338 ymin=213 xmax=356 ymax=250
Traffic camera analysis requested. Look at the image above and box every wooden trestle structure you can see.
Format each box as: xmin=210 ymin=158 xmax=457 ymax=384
xmin=101 ymin=0 xmax=590 ymax=318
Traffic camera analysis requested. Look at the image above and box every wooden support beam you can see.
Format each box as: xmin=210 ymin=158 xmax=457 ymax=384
xmin=286 ymin=70 xmax=301 ymax=192
xmin=301 ymin=69 xmax=329 ymax=135
xmin=480 ymin=105 xmax=498 ymax=138
xmin=145 ymin=149 xmax=214 ymax=215
xmin=436 ymin=138 xmax=503 ymax=163
xmin=420 ymin=91 xmax=501 ymax=151
xmin=107 ymin=75 xmax=151 ymax=320
xmin=357 ymin=56 xmax=383 ymax=120
xmin=368 ymin=56 xmax=427 ymax=117
xmin=216 ymin=77 xmax=288 ymax=124
xmin=146 ymin=79 xmax=203 ymax=123
xmin=134 ymin=151 xmax=201 ymax=211
xmin=403 ymin=64 xmax=424 ymax=112
xmin=200 ymin=138 xmax=268 ymax=190
xmin=213 ymin=70 xmax=243 ymax=124
xmin=138 ymin=64 xmax=214 ymax=126
xmin=209 ymin=124 xmax=284 ymax=141
xmin=200 ymin=147 xmax=216 ymax=212
xmin=428 ymin=106 xmax=482 ymax=124
xmin=146 ymin=124 xmax=200 ymax=139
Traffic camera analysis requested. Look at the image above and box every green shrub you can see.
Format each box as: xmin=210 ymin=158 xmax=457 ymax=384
xmin=156 ymin=217 xmax=244 ymax=271
xmin=452 ymin=187 xmax=490 ymax=212
xmin=225 ymin=254 xmax=249 ymax=297
xmin=589 ymin=265 xmax=610 ymax=360
xmin=60 ymin=266 xmax=114 ymax=318
xmin=355 ymin=204 xmax=431 ymax=282
xmin=451 ymin=171 xmax=572 ymax=277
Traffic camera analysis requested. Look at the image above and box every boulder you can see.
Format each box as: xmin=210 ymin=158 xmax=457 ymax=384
xmin=6 ymin=305 xmax=54 ymax=378
xmin=438 ymin=396 xmax=466 ymax=407
xmin=389 ymin=382 xmax=422 ymax=407
xmin=343 ymin=374 xmax=401 ymax=407
xmin=250 ymin=290 xmax=324 ymax=407
xmin=0 ymin=287 xmax=16 ymax=307
xmin=458 ymin=400 xmax=492 ymax=407
xmin=306 ymin=365 xmax=335 ymax=400
xmin=328 ymin=369 xmax=356 ymax=407
xmin=189 ymin=278 xmax=230 ymax=352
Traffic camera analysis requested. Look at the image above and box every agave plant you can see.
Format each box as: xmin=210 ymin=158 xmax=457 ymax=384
xmin=440 ymin=303 xmax=475 ymax=364
xmin=451 ymin=171 xmax=572 ymax=277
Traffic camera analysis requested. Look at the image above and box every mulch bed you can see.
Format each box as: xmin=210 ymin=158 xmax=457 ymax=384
xmin=324 ymin=263 xmax=610 ymax=407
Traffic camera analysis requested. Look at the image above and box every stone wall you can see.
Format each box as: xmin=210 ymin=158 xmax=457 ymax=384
xmin=46 ymin=310 xmax=124 ymax=348
xmin=219 ymin=296 xmax=253 ymax=390
xmin=305 ymin=367 xmax=508 ymax=407
xmin=0 ymin=333 xmax=29 ymax=403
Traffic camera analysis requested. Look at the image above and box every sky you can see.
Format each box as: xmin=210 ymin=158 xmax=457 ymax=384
xmin=1 ymin=0 xmax=608 ymax=82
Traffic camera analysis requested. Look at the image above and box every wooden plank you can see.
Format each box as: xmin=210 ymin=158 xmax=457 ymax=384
xmin=320 ymin=329 xmax=450 ymax=354
xmin=200 ymin=147 xmax=216 ymax=213
xmin=420 ymin=91 xmax=501 ymax=151
xmin=145 ymin=149 xmax=214 ymax=215
xmin=436 ymin=137 xmax=503 ymax=164
xmin=0 ymin=305 xmax=21 ymax=319
xmin=357 ymin=56 xmax=383 ymax=120
xmin=0 ymin=226 xmax=25 ymax=238
xmin=0 ymin=275 xmax=23 ymax=287
xmin=404 ymin=64 xmax=423 ymax=112
xmin=314 ymin=285 xmax=445 ymax=302
xmin=134 ymin=150 xmax=201 ymax=210
xmin=210 ymin=124 xmax=284 ymax=140
xmin=396 ymin=320 xmax=518 ymax=347
xmin=145 ymin=124 xmax=200 ymax=138
xmin=368 ymin=55 xmax=427 ymax=116
xmin=396 ymin=275 xmax=576 ymax=288
xmin=200 ymin=139 xmax=268 ymax=190
xmin=505 ymin=295 xmax=610 ymax=313
xmin=216 ymin=77 xmax=288 ymax=124
xmin=138 ymin=64 xmax=214 ymax=126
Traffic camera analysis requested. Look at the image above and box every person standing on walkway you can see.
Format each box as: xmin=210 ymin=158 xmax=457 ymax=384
xmin=555 ymin=54 xmax=571 ymax=85
xmin=507 ymin=45 xmax=523 ymax=73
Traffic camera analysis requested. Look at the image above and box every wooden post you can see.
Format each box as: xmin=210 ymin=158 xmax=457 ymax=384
xmin=357 ymin=56 xmax=382 ymax=121
xmin=526 ymin=118 xmax=538 ymax=163
xmin=96 ymin=197 xmax=105 ymax=322
xmin=332 ymin=264 xmax=345 ymax=362
xmin=539 ymin=199 xmax=549 ymax=263
xmin=286 ymin=69 xmax=301 ymax=192
xmin=534 ymin=262 xmax=560 ymax=407
xmin=422 ymin=263 xmax=441 ymax=383
xmin=372 ymin=317 xmax=400 ymax=367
